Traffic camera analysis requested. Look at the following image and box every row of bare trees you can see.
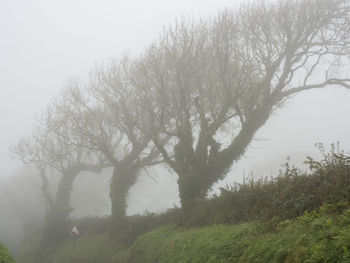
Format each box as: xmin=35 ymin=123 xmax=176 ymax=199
xmin=13 ymin=0 xmax=350 ymax=238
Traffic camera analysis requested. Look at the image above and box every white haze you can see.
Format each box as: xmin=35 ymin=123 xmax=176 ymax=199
xmin=1 ymin=0 xmax=350 ymax=218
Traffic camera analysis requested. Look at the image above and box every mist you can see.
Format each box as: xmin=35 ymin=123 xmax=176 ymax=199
xmin=1 ymin=0 xmax=350 ymax=261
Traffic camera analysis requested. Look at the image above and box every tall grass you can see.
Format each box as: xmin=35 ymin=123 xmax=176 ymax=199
xmin=115 ymin=202 xmax=350 ymax=263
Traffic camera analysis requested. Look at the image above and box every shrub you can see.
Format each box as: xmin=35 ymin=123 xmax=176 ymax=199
xmin=0 ymin=243 xmax=14 ymax=263
xmin=181 ymin=146 xmax=350 ymax=227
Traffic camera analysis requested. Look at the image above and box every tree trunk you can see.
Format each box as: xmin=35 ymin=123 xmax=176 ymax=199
xmin=44 ymin=171 xmax=77 ymax=243
xmin=178 ymin=103 xmax=275 ymax=210
xmin=53 ymin=172 xmax=76 ymax=217
xmin=110 ymin=163 xmax=138 ymax=232
xmin=177 ymin=168 xmax=212 ymax=210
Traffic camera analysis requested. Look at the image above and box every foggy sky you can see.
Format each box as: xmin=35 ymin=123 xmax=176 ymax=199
xmin=1 ymin=0 xmax=350 ymax=210
xmin=0 ymin=0 xmax=244 ymax=177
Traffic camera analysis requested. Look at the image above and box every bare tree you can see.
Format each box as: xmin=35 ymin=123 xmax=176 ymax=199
xmin=49 ymin=72 xmax=165 ymax=231
xmin=132 ymin=0 xmax=350 ymax=209
xmin=13 ymin=109 xmax=107 ymax=242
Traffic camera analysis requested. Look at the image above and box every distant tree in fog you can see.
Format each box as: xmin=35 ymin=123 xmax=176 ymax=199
xmin=13 ymin=109 xmax=107 ymax=242
xmin=48 ymin=73 xmax=166 ymax=231
xmin=0 ymin=168 xmax=45 ymax=246
xmin=132 ymin=0 xmax=350 ymax=209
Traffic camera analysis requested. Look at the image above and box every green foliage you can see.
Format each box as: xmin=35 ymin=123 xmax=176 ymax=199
xmin=17 ymin=232 xmax=43 ymax=263
xmin=19 ymin=203 xmax=350 ymax=263
xmin=183 ymin=148 xmax=350 ymax=227
xmin=240 ymin=203 xmax=350 ymax=263
xmin=51 ymin=233 xmax=119 ymax=263
xmin=18 ymin=232 xmax=122 ymax=263
xmin=0 ymin=243 xmax=14 ymax=263
xmin=18 ymin=148 xmax=350 ymax=263
xmin=115 ymin=203 xmax=350 ymax=263
xmin=114 ymin=224 xmax=256 ymax=263
xmin=72 ymin=216 xmax=110 ymax=235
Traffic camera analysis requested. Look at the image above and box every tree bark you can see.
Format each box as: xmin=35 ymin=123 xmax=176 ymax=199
xmin=44 ymin=171 xmax=77 ymax=243
xmin=177 ymin=169 xmax=209 ymax=210
xmin=177 ymin=101 xmax=275 ymax=209
xmin=110 ymin=163 xmax=138 ymax=232
xmin=41 ymin=164 xmax=105 ymax=243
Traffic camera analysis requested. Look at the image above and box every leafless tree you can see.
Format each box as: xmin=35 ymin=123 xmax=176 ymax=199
xmin=49 ymin=71 xmax=165 ymax=230
xmin=132 ymin=0 xmax=350 ymax=209
xmin=13 ymin=108 xmax=107 ymax=241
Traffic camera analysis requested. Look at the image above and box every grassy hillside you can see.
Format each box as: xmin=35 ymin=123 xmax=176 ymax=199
xmin=115 ymin=202 xmax=350 ymax=263
xmin=18 ymin=203 xmax=350 ymax=263
xmin=18 ymin=149 xmax=350 ymax=263
xmin=18 ymin=232 xmax=123 ymax=263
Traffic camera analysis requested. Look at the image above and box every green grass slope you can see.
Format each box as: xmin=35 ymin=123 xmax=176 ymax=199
xmin=18 ymin=233 xmax=122 ymax=263
xmin=52 ymin=233 xmax=120 ymax=263
xmin=18 ymin=149 xmax=350 ymax=263
xmin=115 ymin=203 xmax=350 ymax=263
